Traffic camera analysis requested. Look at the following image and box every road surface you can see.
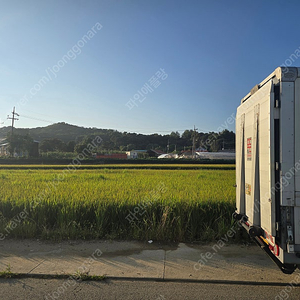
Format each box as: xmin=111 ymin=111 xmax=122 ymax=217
xmin=0 ymin=278 xmax=299 ymax=300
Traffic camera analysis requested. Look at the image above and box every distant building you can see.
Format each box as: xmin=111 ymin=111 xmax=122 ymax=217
xmin=147 ymin=149 xmax=165 ymax=158
xmin=0 ymin=142 xmax=9 ymax=156
xmin=158 ymin=153 xmax=178 ymax=159
xmin=126 ymin=150 xmax=147 ymax=159
xmin=0 ymin=139 xmax=40 ymax=157
xmin=180 ymin=150 xmax=193 ymax=158
xmin=196 ymin=151 xmax=235 ymax=160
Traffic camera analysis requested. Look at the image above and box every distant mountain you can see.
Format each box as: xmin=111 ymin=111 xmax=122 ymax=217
xmin=0 ymin=122 xmax=236 ymax=152
xmin=0 ymin=122 xmax=113 ymax=143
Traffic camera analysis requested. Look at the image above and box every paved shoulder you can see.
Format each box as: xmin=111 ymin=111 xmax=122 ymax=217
xmin=0 ymin=278 xmax=299 ymax=300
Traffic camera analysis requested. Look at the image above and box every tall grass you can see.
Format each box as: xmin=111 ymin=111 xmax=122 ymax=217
xmin=0 ymin=168 xmax=236 ymax=241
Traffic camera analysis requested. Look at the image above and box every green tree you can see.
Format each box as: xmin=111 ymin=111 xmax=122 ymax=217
xmin=40 ymin=138 xmax=66 ymax=152
xmin=6 ymin=133 xmax=36 ymax=157
xmin=65 ymin=141 xmax=75 ymax=152
xmin=74 ymin=135 xmax=100 ymax=156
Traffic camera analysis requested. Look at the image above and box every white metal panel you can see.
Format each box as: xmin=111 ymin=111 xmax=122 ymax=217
xmin=280 ymin=82 xmax=295 ymax=206
xmin=237 ymin=81 xmax=273 ymax=227
xmin=235 ymin=113 xmax=245 ymax=214
xmin=269 ymin=84 xmax=277 ymax=236
xmin=259 ymin=89 xmax=274 ymax=235
xmin=294 ymin=78 xmax=300 ymax=245
xmin=251 ymin=104 xmax=260 ymax=226
xmin=244 ymin=107 xmax=254 ymax=223
xmin=240 ymin=67 xmax=298 ymax=104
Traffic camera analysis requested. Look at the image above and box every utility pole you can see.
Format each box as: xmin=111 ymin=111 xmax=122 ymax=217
xmin=7 ymin=106 xmax=19 ymax=135
xmin=7 ymin=107 xmax=19 ymax=157
xmin=192 ymin=125 xmax=198 ymax=159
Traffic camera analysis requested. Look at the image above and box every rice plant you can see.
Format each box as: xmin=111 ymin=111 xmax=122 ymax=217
xmin=0 ymin=166 xmax=236 ymax=241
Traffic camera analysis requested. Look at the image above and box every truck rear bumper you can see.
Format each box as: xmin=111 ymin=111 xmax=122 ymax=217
xmin=233 ymin=212 xmax=298 ymax=274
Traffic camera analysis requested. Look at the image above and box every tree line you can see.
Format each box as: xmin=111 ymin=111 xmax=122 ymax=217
xmin=4 ymin=127 xmax=235 ymax=158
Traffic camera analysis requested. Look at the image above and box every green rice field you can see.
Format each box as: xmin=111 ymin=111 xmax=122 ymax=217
xmin=0 ymin=165 xmax=237 ymax=242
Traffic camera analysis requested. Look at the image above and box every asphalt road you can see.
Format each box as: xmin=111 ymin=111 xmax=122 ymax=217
xmin=0 ymin=278 xmax=299 ymax=300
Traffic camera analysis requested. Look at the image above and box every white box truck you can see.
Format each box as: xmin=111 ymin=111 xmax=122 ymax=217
xmin=234 ymin=67 xmax=300 ymax=274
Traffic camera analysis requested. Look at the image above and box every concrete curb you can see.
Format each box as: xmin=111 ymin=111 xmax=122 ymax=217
xmin=0 ymin=273 xmax=299 ymax=287
xmin=0 ymin=240 xmax=298 ymax=284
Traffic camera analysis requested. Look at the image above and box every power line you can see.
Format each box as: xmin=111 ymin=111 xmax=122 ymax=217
xmin=20 ymin=114 xmax=54 ymax=124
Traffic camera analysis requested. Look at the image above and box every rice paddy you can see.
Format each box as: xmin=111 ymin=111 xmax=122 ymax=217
xmin=0 ymin=165 xmax=237 ymax=242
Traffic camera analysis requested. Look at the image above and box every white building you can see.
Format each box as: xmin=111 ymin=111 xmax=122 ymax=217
xmin=0 ymin=142 xmax=9 ymax=156
xmin=126 ymin=150 xmax=147 ymax=159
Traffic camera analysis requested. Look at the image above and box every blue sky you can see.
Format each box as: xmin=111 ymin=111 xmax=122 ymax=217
xmin=0 ymin=0 xmax=299 ymax=134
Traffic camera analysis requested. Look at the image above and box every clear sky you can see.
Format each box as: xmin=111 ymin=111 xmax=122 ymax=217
xmin=0 ymin=0 xmax=299 ymax=134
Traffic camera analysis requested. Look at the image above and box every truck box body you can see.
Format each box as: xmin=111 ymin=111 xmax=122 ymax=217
xmin=235 ymin=67 xmax=300 ymax=273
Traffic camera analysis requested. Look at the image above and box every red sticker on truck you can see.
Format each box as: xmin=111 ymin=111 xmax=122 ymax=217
xmin=247 ymin=138 xmax=252 ymax=161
